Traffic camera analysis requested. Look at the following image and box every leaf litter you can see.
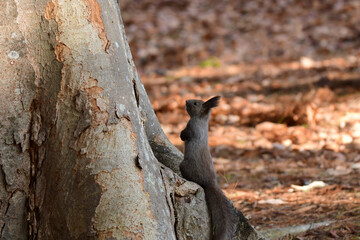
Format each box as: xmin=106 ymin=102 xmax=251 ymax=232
xmin=121 ymin=0 xmax=360 ymax=238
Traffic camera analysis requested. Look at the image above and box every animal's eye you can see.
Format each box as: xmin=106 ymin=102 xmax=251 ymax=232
xmin=194 ymin=102 xmax=198 ymax=106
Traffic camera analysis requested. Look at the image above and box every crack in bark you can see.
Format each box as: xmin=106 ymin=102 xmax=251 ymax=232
xmin=28 ymin=146 xmax=38 ymax=240
xmin=132 ymin=79 xmax=140 ymax=107
xmin=0 ymin=189 xmax=26 ymax=237
xmin=0 ymin=165 xmax=8 ymax=193
xmin=169 ymin=191 xmax=178 ymax=239
xmin=0 ymin=199 xmax=9 ymax=237
xmin=134 ymin=155 xmax=142 ymax=169
xmin=28 ymin=102 xmax=40 ymax=240
xmin=159 ymin=166 xmax=177 ymax=237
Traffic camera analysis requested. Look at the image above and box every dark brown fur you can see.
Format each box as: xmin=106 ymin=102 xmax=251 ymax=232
xmin=180 ymin=96 xmax=237 ymax=240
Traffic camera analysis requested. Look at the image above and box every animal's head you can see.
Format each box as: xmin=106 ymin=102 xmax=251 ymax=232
xmin=185 ymin=96 xmax=221 ymax=118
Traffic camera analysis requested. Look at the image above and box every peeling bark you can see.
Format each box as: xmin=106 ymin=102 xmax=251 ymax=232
xmin=0 ymin=0 xmax=36 ymax=239
xmin=2 ymin=190 xmax=28 ymax=240
xmin=34 ymin=0 xmax=175 ymax=238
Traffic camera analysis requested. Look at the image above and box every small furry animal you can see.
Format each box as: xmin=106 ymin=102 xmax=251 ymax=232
xmin=180 ymin=96 xmax=237 ymax=240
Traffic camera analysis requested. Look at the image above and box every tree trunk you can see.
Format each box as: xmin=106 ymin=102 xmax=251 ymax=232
xmin=0 ymin=1 xmax=262 ymax=239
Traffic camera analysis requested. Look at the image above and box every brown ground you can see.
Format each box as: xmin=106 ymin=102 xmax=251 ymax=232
xmin=121 ymin=0 xmax=360 ymax=238
xmin=142 ymin=59 xmax=360 ymax=239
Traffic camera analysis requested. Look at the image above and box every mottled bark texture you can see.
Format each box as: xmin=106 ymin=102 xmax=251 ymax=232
xmin=0 ymin=0 xmax=34 ymax=239
xmin=116 ymin=6 xmax=183 ymax=176
xmin=0 ymin=1 xmax=262 ymax=239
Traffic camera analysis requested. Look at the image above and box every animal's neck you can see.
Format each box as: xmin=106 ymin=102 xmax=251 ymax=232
xmin=191 ymin=111 xmax=210 ymax=123
xmin=189 ymin=116 xmax=209 ymax=141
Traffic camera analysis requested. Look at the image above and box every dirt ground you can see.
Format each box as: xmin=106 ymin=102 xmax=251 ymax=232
xmin=142 ymin=58 xmax=360 ymax=239
xmin=121 ymin=0 xmax=360 ymax=238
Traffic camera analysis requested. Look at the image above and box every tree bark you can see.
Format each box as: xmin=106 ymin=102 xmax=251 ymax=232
xmin=0 ymin=1 xmax=35 ymax=239
xmin=0 ymin=1 xmax=263 ymax=239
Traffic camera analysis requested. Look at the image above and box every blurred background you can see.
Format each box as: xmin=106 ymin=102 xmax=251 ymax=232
xmin=120 ymin=0 xmax=360 ymax=238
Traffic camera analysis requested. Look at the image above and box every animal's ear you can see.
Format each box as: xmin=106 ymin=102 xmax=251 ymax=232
xmin=203 ymin=96 xmax=221 ymax=109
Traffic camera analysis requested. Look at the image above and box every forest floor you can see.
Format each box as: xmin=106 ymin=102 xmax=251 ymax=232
xmin=141 ymin=58 xmax=360 ymax=239
xmin=121 ymin=0 xmax=360 ymax=238
xmin=141 ymin=57 xmax=360 ymax=239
